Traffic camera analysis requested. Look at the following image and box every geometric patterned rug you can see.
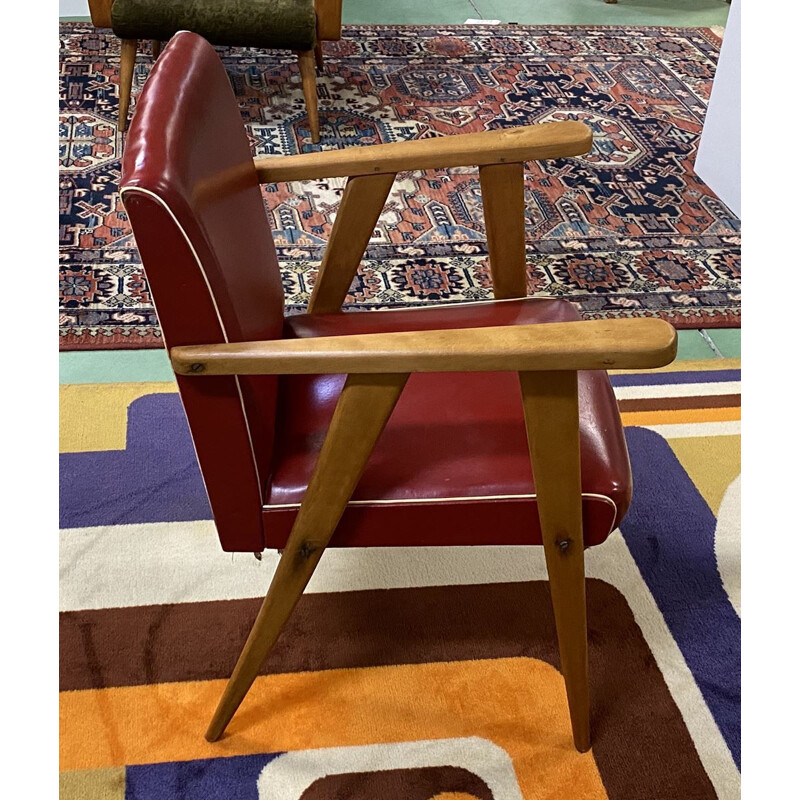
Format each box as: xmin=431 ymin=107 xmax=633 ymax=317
xmin=60 ymin=358 xmax=741 ymax=798
xmin=59 ymin=23 xmax=741 ymax=350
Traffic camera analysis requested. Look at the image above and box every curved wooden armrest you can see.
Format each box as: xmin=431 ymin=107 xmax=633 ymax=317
xmin=170 ymin=317 xmax=676 ymax=376
xmin=253 ymin=121 xmax=592 ymax=182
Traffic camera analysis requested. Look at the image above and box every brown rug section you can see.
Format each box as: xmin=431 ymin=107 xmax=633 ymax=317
xmin=301 ymin=766 xmax=493 ymax=800
xmin=61 ymin=580 xmax=716 ymax=799
xmin=619 ymin=394 xmax=740 ymax=412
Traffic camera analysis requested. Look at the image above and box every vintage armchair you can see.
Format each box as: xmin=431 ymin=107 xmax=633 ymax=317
xmin=88 ymin=0 xmax=341 ymax=139
xmin=120 ymin=32 xmax=677 ymax=752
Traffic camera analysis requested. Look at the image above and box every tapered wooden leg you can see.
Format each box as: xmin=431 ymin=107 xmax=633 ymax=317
xmin=118 ymin=39 xmax=137 ymax=133
xmin=314 ymin=41 xmax=324 ymax=70
xmin=519 ymin=370 xmax=590 ymax=752
xmin=296 ymin=50 xmax=320 ymax=143
xmin=205 ymin=372 xmax=409 ymax=742
xmin=151 ymin=40 xmax=161 ymax=59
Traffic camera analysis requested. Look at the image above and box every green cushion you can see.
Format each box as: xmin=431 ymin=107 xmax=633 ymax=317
xmin=111 ymin=0 xmax=316 ymax=51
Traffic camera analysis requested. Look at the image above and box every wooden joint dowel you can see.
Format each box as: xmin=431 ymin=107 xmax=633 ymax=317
xmin=520 ymin=370 xmax=590 ymax=752
xmin=307 ymin=172 xmax=396 ymax=314
xmin=480 ymin=162 xmax=528 ymax=300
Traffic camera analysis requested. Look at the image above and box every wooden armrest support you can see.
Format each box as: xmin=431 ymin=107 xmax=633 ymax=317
xmin=253 ymin=121 xmax=592 ymax=182
xmin=171 ymin=318 xmax=676 ymax=376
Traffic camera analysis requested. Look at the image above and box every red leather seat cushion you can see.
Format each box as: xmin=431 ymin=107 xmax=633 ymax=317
xmin=262 ymin=298 xmax=631 ymax=548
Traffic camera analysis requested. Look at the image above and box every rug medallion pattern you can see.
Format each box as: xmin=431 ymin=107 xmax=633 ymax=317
xmin=60 ymin=23 xmax=740 ymax=348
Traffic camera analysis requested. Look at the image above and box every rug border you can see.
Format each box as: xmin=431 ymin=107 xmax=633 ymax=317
xmin=59 ymin=309 xmax=740 ymax=351
xmin=59 ymin=21 xmax=724 ymax=48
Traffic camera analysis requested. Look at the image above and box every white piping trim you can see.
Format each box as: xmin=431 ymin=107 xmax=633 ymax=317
xmin=264 ymin=491 xmax=619 ymax=538
xmin=264 ymin=491 xmax=616 ymax=509
xmin=120 ymin=186 xmax=263 ymax=493
xmin=263 ymin=492 xmax=617 ymax=520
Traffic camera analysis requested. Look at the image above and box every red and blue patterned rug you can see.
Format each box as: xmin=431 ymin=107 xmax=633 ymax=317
xmin=59 ymin=24 xmax=741 ymax=349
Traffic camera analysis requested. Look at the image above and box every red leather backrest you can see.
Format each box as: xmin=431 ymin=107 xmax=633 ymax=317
xmin=121 ymin=32 xmax=285 ymax=551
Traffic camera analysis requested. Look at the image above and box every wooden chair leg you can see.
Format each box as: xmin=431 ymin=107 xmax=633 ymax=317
xmin=151 ymin=39 xmax=161 ymax=60
xmin=118 ymin=39 xmax=138 ymax=133
xmin=296 ymin=49 xmax=320 ymax=143
xmin=519 ymin=370 xmax=591 ymax=752
xmin=314 ymin=41 xmax=324 ymax=70
xmin=205 ymin=372 xmax=409 ymax=742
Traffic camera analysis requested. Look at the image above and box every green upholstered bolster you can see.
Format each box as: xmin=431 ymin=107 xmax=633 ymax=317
xmin=111 ymin=0 xmax=316 ymax=51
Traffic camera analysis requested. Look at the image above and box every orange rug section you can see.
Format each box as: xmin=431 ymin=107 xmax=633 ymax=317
xmin=61 ymin=657 xmax=607 ymax=798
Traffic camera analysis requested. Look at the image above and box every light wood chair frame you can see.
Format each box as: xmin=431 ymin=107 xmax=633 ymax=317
xmin=168 ymin=120 xmax=677 ymax=750
xmin=88 ymin=0 xmax=342 ymax=139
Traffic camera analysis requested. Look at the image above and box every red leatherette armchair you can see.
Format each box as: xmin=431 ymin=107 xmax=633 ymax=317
xmin=120 ymin=32 xmax=677 ymax=752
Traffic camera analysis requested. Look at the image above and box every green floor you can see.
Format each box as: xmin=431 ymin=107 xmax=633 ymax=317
xmin=59 ymin=0 xmax=737 ymax=382
xmin=63 ymin=0 xmax=731 ymax=27
xmin=59 ymin=328 xmax=738 ymax=385
xmin=342 ymin=0 xmax=729 ymax=27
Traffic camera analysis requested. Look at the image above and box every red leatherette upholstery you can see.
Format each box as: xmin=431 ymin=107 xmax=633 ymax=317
xmin=120 ymin=32 xmax=285 ymax=551
xmin=123 ymin=32 xmax=633 ymax=554
xmin=263 ymin=299 xmax=632 ymax=549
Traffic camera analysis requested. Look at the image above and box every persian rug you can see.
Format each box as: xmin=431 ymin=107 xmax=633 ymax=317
xmin=59 ymin=23 xmax=741 ymax=350
xmin=59 ymin=359 xmax=741 ymax=798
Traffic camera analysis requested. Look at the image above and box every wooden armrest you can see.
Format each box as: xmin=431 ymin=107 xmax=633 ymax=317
xmin=253 ymin=121 xmax=592 ymax=182
xmin=171 ymin=318 xmax=676 ymax=376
